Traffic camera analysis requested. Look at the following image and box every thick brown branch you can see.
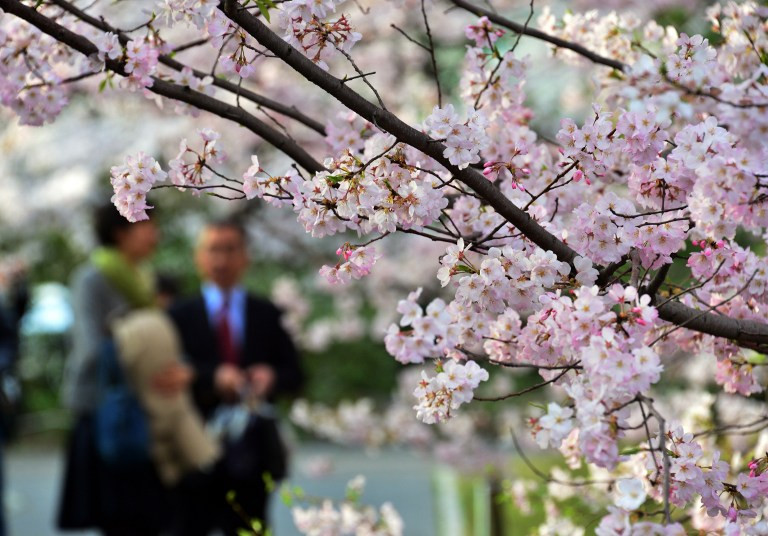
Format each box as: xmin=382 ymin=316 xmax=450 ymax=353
xmin=654 ymin=299 xmax=768 ymax=351
xmin=221 ymin=0 xmax=768 ymax=350
xmin=449 ymin=0 xmax=627 ymax=72
xmin=10 ymin=0 xmax=768 ymax=352
xmin=220 ymin=0 xmax=579 ymax=265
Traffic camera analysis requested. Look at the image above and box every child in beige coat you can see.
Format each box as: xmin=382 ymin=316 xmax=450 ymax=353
xmin=112 ymin=309 xmax=220 ymax=486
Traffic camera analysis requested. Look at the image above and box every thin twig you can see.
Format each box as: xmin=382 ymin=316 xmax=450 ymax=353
xmin=511 ymin=431 xmax=615 ymax=487
xmin=420 ymin=0 xmax=442 ymax=107
xmin=333 ymin=43 xmax=387 ymax=110
xmin=474 ymin=367 xmax=571 ymax=401
xmin=390 ymin=24 xmax=429 ymax=51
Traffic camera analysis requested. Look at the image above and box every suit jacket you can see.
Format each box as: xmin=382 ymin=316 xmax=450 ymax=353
xmin=169 ymin=293 xmax=303 ymax=419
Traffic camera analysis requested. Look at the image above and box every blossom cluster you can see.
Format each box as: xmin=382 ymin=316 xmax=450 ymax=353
xmin=319 ymin=244 xmax=381 ymax=285
xmin=638 ymin=424 xmax=768 ymax=525
xmin=290 ymin=396 xmax=432 ymax=449
xmin=292 ymin=477 xmax=404 ymax=536
xmin=424 ymin=104 xmax=490 ymax=169
xmin=557 ymin=107 xmax=670 ymax=184
xmin=413 ymin=360 xmax=489 ymax=424
xmin=665 ymin=33 xmax=726 ymax=90
xmin=242 ymin=158 xmax=302 ymax=204
xmin=530 ymin=402 xmax=574 ymax=449
xmin=708 ymin=2 xmax=768 ymax=79
xmin=109 ymin=152 xmax=167 ymax=222
xmin=155 ymin=0 xmax=218 ymax=29
xmin=123 ymin=38 xmax=160 ymax=90
xmin=537 ymin=7 xmax=640 ymax=66
xmin=460 ymin=19 xmax=528 ymax=115
xmin=0 ymin=11 xmax=69 ymax=125
xmin=243 ymin=134 xmax=450 ymax=243
xmin=168 ymin=128 xmax=226 ymax=192
xmin=276 ymin=0 xmax=361 ymax=70
xmin=5 ymin=0 xmax=768 ymax=532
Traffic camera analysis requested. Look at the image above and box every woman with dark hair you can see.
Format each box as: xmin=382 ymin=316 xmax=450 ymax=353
xmin=57 ymin=203 xmax=169 ymax=535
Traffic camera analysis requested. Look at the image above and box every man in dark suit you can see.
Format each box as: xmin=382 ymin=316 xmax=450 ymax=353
xmin=169 ymin=218 xmax=303 ymax=535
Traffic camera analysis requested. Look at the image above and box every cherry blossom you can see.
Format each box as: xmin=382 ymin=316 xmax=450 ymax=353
xmin=109 ymin=152 xmax=167 ymax=222
xmin=614 ymin=478 xmax=647 ymax=510
xmin=4 ymin=0 xmax=768 ymax=531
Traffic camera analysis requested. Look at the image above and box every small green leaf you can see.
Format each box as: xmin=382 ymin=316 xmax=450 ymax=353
xmin=226 ymin=490 xmax=237 ymax=503
xmin=99 ymin=78 xmax=108 ymax=92
xmin=236 ymin=530 xmax=252 ymax=536
xmin=744 ymin=350 xmax=767 ymax=365
xmin=262 ymin=472 xmax=275 ymax=493
xmin=256 ymin=0 xmax=274 ymax=22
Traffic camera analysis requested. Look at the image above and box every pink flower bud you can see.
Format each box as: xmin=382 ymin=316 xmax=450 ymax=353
xmin=573 ymin=170 xmax=584 ymax=182
xmin=704 ymin=248 xmax=713 ymax=257
xmin=484 ymin=160 xmax=496 ymax=168
xmin=727 ymin=507 xmax=738 ymax=522
xmin=716 ymin=240 xmax=725 ymax=248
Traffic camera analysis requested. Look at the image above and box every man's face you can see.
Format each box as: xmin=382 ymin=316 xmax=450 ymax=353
xmin=195 ymin=226 xmax=249 ymax=289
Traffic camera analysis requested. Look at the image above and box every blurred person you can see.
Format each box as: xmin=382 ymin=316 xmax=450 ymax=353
xmin=112 ymin=272 xmax=222 ymax=535
xmin=57 ymin=204 xmax=169 ymax=536
xmin=112 ymin=308 xmax=221 ymax=526
xmin=0 ymin=267 xmax=27 ymax=536
xmin=155 ymin=272 xmax=181 ymax=310
xmin=169 ymin=217 xmax=303 ymax=535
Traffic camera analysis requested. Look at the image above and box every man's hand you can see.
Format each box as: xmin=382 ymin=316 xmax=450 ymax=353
xmin=246 ymin=364 xmax=276 ymax=399
xmin=214 ymin=363 xmax=246 ymax=401
xmin=152 ymin=363 xmax=194 ymax=397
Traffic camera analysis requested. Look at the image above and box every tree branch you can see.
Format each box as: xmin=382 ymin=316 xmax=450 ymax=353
xmin=449 ymin=0 xmax=627 ymax=72
xmin=12 ymin=0 xmax=768 ymax=352
xmin=221 ymin=0 xmax=579 ymax=264
xmin=3 ymin=0 xmax=325 ymax=173
xmin=47 ymin=0 xmax=328 ymax=135
xmin=220 ymin=0 xmax=768 ymax=351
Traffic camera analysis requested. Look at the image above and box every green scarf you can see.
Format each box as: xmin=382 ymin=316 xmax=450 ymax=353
xmin=91 ymin=247 xmax=155 ymax=309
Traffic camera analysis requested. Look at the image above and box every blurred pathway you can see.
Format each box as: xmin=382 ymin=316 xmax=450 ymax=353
xmin=5 ymin=442 xmax=435 ymax=536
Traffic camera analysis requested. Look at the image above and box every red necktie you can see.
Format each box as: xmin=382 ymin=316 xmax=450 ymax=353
xmin=217 ymin=294 xmax=239 ymax=365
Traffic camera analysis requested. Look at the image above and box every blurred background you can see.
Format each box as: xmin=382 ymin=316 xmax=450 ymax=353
xmin=0 ymin=0 xmax=728 ymax=534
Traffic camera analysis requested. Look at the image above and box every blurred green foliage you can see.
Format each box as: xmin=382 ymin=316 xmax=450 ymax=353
xmin=434 ymin=454 xmax=607 ymax=536
xmin=301 ymin=339 xmax=400 ymax=405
